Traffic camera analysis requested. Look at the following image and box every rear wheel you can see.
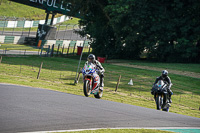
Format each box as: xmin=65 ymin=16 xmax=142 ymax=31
xmin=83 ymin=80 xmax=91 ymax=97
xmin=94 ymin=89 xmax=103 ymax=99
xmin=156 ymin=95 xmax=162 ymax=110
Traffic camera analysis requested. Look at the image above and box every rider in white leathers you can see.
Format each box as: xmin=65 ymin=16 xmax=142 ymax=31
xmin=84 ymin=54 xmax=105 ymax=90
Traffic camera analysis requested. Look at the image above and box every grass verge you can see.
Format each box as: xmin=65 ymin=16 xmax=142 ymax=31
xmin=0 ymin=0 xmax=62 ymax=20
xmin=109 ymin=59 xmax=200 ymax=73
xmin=57 ymin=129 xmax=172 ymax=133
xmin=129 ymin=62 xmax=200 ymax=73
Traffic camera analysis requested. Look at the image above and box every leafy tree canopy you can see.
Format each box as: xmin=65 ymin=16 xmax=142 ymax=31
xmin=69 ymin=0 xmax=200 ymax=62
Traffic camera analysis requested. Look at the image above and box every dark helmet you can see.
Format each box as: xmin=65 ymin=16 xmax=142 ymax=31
xmin=87 ymin=54 xmax=96 ymax=63
xmin=162 ymin=70 xmax=168 ymax=78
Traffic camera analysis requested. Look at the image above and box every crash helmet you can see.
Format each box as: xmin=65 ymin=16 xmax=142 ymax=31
xmin=162 ymin=70 xmax=168 ymax=78
xmin=87 ymin=54 xmax=96 ymax=63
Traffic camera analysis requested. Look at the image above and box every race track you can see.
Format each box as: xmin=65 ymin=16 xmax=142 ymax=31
xmin=0 ymin=30 xmax=84 ymax=40
xmin=0 ymin=83 xmax=199 ymax=133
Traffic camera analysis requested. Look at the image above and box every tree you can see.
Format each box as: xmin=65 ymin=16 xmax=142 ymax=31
xmin=69 ymin=0 xmax=200 ymax=62
xmin=106 ymin=0 xmax=200 ymax=62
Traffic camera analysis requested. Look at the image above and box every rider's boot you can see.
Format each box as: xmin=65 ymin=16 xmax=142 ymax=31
xmin=99 ymin=76 xmax=104 ymax=91
xmin=169 ymin=97 xmax=172 ymax=103
xmin=168 ymin=89 xmax=173 ymax=103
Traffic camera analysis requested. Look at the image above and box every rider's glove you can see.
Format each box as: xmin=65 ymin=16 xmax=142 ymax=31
xmin=167 ymin=89 xmax=173 ymax=95
xmin=79 ymin=68 xmax=82 ymax=73
xmin=170 ymin=90 xmax=173 ymax=95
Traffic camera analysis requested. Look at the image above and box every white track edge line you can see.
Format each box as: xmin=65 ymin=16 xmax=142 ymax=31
xmin=19 ymin=127 xmax=200 ymax=133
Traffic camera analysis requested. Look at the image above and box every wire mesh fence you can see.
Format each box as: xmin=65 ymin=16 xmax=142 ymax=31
xmin=0 ymin=42 xmax=91 ymax=56
xmin=0 ymin=16 xmax=35 ymax=37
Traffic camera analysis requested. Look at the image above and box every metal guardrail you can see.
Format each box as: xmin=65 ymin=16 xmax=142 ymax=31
xmin=0 ymin=16 xmax=37 ymax=37
xmin=0 ymin=43 xmax=91 ymax=56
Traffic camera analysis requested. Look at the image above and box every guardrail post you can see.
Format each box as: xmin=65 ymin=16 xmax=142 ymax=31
xmin=21 ymin=18 xmax=26 ymax=36
xmin=73 ymin=43 xmax=76 ymax=55
xmin=28 ymin=19 xmax=32 ymax=37
xmin=12 ymin=17 xmax=17 ymax=35
xmin=62 ymin=44 xmax=65 ymax=55
xmin=57 ymin=44 xmax=60 ymax=56
xmin=47 ymin=45 xmax=50 ymax=57
xmin=67 ymin=44 xmax=70 ymax=55
xmin=40 ymin=45 xmax=43 ymax=57
xmin=2 ymin=17 xmax=7 ymax=35
xmin=50 ymin=44 xmax=54 ymax=57
xmin=0 ymin=56 xmax=2 ymax=64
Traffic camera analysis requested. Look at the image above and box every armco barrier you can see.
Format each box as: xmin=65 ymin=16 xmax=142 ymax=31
xmin=13 ymin=36 xmax=25 ymax=44
xmin=0 ymin=35 xmax=90 ymax=48
xmin=55 ymin=40 xmax=64 ymax=46
xmin=0 ymin=36 xmax=5 ymax=43
xmin=4 ymin=36 xmax=15 ymax=44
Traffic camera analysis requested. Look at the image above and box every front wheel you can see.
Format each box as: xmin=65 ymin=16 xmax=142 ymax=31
xmin=162 ymin=107 xmax=169 ymax=112
xmin=83 ymin=80 xmax=91 ymax=97
xmin=94 ymin=89 xmax=103 ymax=99
xmin=156 ymin=95 xmax=162 ymax=110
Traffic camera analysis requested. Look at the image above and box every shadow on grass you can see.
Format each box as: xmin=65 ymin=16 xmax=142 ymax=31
xmin=65 ymin=83 xmax=76 ymax=86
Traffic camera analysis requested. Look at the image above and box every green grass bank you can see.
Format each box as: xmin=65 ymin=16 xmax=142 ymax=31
xmin=0 ymin=0 xmax=62 ymax=20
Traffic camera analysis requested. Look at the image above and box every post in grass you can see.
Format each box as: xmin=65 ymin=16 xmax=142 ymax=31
xmin=20 ymin=64 xmax=22 ymax=73
xmin=0 ymin=56 xmax=2 ymax=64
xmin=75 ymin=68 xmax=82 ymax=84
xmin=37 ymin=62 xmax=43 ymax=79
xmin=115 ymin=75 xmax=121 ymax=92
xmin=179 ymin=94 xmax=181 ymax=104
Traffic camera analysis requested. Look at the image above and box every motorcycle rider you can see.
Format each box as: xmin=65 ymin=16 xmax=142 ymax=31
xmin=84 ymin=54 xmax=105 ymax=90
xmin=151 ymin=70 xmax=173 ymax=103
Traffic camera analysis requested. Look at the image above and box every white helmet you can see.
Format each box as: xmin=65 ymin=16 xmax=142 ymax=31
xmin=162 ymin=70 xmax=168 ymax=78
xmin=87 ymin=54 xmax=95 ymax=63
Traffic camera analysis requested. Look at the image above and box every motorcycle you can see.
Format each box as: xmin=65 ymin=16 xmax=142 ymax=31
xmin=82 ymin=63 xmax=103 ymax=99
xmin=152 ymin=80 xmax=171 ymax=112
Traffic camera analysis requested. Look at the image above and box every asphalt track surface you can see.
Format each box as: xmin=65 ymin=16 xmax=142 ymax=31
xmin=0 ymin=83 xmax=200 ymax=133
xmin=0 ymin=50 xmax=40 ymax=55
xmin=0 ymin=30 xmax=84 ymax=40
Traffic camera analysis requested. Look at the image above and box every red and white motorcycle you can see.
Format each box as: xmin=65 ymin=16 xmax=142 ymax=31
xmin=82 ymin=63 xmax=103 ymax=99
